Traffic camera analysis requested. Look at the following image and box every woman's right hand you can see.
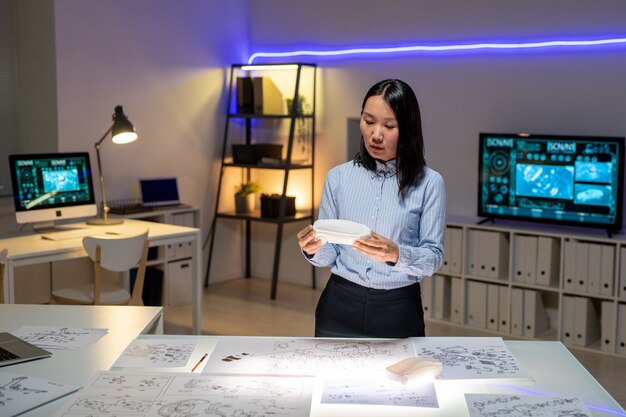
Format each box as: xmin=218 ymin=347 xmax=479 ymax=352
xmin=297 ymin=225 xmax=325 ymax=255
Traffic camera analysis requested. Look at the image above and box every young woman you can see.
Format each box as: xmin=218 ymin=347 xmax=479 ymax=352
xmin=297 ymin=79 xmax=446 ymax=338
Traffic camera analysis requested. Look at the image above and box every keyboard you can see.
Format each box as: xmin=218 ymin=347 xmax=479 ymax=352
xmin=0 ymin=346 xmax=19 ymax=362
xmin=41 ymin=229 xmax=94 ymax=241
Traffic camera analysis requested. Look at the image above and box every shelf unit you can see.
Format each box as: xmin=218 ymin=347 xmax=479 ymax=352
xmin=205 ymin=63 xmax=317 ymax=299
xmin=422 ymin=217 xmax=626 ymax=357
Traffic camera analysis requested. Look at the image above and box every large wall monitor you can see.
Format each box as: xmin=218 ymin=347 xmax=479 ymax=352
xmin=9 ymin=152 xmax=97 ymax=229
xmin=478 ymin=133 xmax=624 ymax=233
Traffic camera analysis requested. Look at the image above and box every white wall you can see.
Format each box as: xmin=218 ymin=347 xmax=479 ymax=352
xmin=53 ymin=0 xmax=250 ymax=282
xmin=248 ymin=0 xmax=626 ymax=219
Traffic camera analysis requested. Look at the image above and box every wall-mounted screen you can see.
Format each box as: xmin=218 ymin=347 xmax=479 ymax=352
xmin=9 ymin=152 xmax=97 ymax=228
xmin=478 ymin=133 xmax=624 ymax=233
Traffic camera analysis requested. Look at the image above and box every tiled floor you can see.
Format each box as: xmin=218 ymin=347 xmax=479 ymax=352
xmin=164 ymin=277 xmax=626 ymax=409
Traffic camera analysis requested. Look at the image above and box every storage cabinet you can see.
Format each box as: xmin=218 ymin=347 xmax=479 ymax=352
xmin=123 ymin=206 xmax=199 ymax=307
xmin=423 ymin=218 xmax=626 ymax=357
xmin=205 ymin=63 xmax=317 ymax=299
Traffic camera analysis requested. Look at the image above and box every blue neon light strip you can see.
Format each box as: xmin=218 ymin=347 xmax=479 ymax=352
xmin=248 ymin=37 xmax=626 ymax=64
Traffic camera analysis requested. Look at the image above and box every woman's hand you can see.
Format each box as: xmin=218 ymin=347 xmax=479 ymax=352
xmin=297 ymin=225 xmax=325 ymax=255
xmin=353 ymin=231 xmax=399 ymax=264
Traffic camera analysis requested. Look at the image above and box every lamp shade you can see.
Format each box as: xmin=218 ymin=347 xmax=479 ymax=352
xmin=111 ymin=105 xmax=138 ymax=144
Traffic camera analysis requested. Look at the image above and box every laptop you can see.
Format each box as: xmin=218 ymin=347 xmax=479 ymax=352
xmin=0 ymin=332 xmax=51 ymax=367
xmin=140 ymin=177 xmax=181 ymax=207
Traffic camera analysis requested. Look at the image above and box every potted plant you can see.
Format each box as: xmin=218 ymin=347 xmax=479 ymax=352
xmin=234 ymin=181 xmax=262 ymax=213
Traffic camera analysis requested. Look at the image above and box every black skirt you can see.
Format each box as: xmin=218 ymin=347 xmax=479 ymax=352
xmin=315 ymin=273 xmax=425 ymax=338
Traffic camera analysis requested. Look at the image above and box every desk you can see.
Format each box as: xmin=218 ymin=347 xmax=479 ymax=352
xmin=0 ymin=304 xmax=163 ymax=417
xmin=0 ymin=219 xmax=202 ymax=334
xmin=29 ymin=334 xmax=626 ymax=417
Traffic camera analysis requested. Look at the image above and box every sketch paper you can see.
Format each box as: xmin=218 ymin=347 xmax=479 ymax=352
xmin=53 ymin=371 xmax=314 ymax=417
xmin=11 ymin=326 xmax=108 ymax=350
xmin=112 ymin=339 xmax=197 ymax=368
xmin=465 ymin=394 xmax=593 ymax=417
xmin=321 ymin=377 xmax=438 ymax=407
xmin=0 ymin=372 xmax=80 ymax=417
xmin=204 ymin=337 xmax=414 ymax=376
xmin=411 ymin=337 xmax=529 ymax=380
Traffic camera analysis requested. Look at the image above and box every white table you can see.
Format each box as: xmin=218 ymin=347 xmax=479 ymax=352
xmin=0 ymin=218 xmax=202 ymax=334
xmin=72 ymin=335 xmax=626 ymax=417
xmin=0 ymin=304 xmax=163 ymax=417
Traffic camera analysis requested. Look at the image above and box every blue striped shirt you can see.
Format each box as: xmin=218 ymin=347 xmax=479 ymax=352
xmin=306 ymin=159 xmax=446 ymax=289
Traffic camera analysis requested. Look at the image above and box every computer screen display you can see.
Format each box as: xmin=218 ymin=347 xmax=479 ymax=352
xmin=9 ymin=152 xmax=97 ymax=225
xmin=478 ymin=133 xmax=624 ymax=231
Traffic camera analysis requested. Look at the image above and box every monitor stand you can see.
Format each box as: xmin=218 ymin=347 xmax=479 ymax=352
xmin=31 ymin=221 xmax=86 ymax=234
xmin=476 ymin=217 xmax=495 ymax=225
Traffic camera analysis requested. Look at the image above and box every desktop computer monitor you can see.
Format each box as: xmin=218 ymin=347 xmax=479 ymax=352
xmin=8 ymin=152 xmax=97 ymax=229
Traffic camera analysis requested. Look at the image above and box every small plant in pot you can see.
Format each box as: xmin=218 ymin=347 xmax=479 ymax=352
xmin=234 ymin=181 xmax=262 ymax=213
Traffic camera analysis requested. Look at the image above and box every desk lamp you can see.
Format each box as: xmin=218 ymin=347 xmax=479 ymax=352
xmin=87 ymin=105 xmax=138 ymax=226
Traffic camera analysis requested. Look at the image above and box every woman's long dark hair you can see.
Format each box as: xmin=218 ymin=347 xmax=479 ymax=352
xmin=354 ymin=79 xmax=426 ymax=197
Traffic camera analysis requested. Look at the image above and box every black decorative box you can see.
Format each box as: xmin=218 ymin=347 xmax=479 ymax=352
xmin=260 ymin=194 xmax=296 ymax=217
xmin=232 ymin=144 xmax=282 ymax=164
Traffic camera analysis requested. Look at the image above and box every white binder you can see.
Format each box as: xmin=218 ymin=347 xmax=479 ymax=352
xmin=536 ymin=236 xmax=559 ymax=287
xmin=510 ymin=288 xmax=524 ymax=336
xmin=574 ymin=242 xmax=589 ymax=294
xmin=450 ymin=227 xmax=463 ymax=274
xmin=421 ymin=276 xmax=434 ymax=319
xmin=617 ymin=303 xmax=626 ymax=355
xmin=512 ymin=235 xmax=526 ymax=283
xmin=599 ymin=245 xmax=615 ymax=297
xmin=433 ymin=276 xmax=451 ymax=320
xmin=600 ymin=301 xmax=616 ymax=353
xmin=523 ymin=236 xmax=538 ymax=285
xmin=481 ymin=231 xmax=508 ymax=279
xmin=450 ymin=277 xmax=465 ymax=324
xmin=573 ymin=296 xmax=600 ymax=347
xmin=561 ymin=295 xmax=576 ymax=346
xmin=467 ymin=230 xmax=481 ymax=276
xmin=562 ymin=239 xmax=577 ymax=291
xmin=619 ymin=248 xmax=626 ymax=299
xmin=586 ymin=243 xmax=601 ymax=296
xmin=441 ymin=228 xmax=451 ymax=274
xmin=498 ymin=285 xmax=510 ymax=333
xmin=466 ymin=281 xmax=487 ymax=329
xmin=523 ymin=289 xmax=549 ymax=338
xmin=487 ymin=284 xmax=500 ymax=331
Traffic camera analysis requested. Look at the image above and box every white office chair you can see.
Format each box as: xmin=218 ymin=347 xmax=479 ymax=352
xmin=0 ymin=248 xmax=7 ymax=303
xmin=50 ymin=231 xmax=149 ymax=306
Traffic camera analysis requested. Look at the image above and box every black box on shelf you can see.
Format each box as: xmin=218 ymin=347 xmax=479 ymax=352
xmin=232 ymin=144 xmax=282 ymax=164
xmin=260 ymin=194 xmax=296 ymax=217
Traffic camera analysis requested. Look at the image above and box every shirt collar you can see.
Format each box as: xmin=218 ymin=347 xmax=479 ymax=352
xmin=373 ymin=159 xmax=397 ymax=178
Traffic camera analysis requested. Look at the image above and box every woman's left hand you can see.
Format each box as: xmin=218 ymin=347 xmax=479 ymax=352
xmin=352 ymin=231 xmax=399 ymax=264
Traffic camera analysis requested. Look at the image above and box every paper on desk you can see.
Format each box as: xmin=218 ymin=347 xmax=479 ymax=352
xmin=0 ymin=372 xmax=80 ymax=417
xmin=112 ymin=338 xmax=197 ymax=368
xmin=53 ymin=371 xmax=314 ymax=417
xmin=11 ymin=326 xmax=108 ymax=350
xmin=411 ymin=337 xmax=530 ymax=380
xmin=204 ymin=337 xmax=415 ymax=376
xmin=465 ymin=394 xmax=593 ymax=417
xmin=321 ymin=377 xmax=439 ymax=407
